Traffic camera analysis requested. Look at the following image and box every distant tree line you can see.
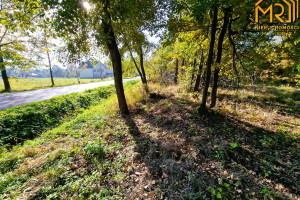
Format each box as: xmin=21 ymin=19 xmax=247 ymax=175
xmin=0 ymin=65 xmax=79 ymax=79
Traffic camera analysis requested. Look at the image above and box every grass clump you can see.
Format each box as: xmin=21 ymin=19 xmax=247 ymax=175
xmin=84 ymin=138 xmax=106 ymax=161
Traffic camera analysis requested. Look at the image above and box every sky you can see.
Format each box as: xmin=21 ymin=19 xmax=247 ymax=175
xmin=49 ymin=31 xmax=161 ymax=68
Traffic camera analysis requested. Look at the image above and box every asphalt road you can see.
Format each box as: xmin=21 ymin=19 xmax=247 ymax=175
xmin=0 ymin=78 xmax=138 ymax=111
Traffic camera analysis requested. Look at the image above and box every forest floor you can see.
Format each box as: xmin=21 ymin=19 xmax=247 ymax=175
xmin=0 ymin=78 xmax=113 ymax=93
xmin=0 ymin=82 xmax=299 ymax=199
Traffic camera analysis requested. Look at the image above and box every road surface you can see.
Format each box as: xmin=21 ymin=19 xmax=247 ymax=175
xmin=0 ymin=78 xmax=138 ymax=111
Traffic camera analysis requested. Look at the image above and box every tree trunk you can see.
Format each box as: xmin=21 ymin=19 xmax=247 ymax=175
xmin=191 ymin=59 xmax=196 ymax=82
xmin=228 ymin=17 xmax=240 ymax=111
xmin=47 ymin=51 xmax=55 ymax=87
xmin=102 ymin=1 xmax=129 ymax=115
xmin=0 ymin=50 xmax=11 ymax=91
xmin=139 ymin=48 xmax=149 ymax=93
xmin=180 ymin=58 xmax=185 ymax=76
xmin=210 ymin=67 xmax=220 ymax=107
xmin=210 ymin=8 xmax=230 ymax=108
xmin=193 ymin=50 xmax=204 ymax=92
xmin=190 ymin=58 xmax=197 ymax=91
xmin=174 ymin=58 xmax=179 ymax=84
xmin=129 ymin=48 xmax=144 ymax=83
xmin=160 ymin=67 xmax=163 ymax=83
xmin=198 ymin=7 xmax=218 ymax=113
xmin=139 ymin=46 xmax=147 ymax=85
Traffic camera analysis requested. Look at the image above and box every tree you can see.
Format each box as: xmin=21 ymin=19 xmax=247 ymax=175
xmin=1 ymin=0 xmax=43 ymax=91
xmin=198 ymin=6 xmax=218 ymax=112
xmin=210 ymin=7 xmax=230 ymax=108
xmin=44 ymin=0 xmax=161 ymax=115
xmin=121 ymin=29 xmax=155 ymax=88
xmin=193 ymin=49 xmax=204 ymax=92
xmin=46 ymin=50 xmax=55 ymax=86
xmin=100 ymin=0 xmax=129 ymax=114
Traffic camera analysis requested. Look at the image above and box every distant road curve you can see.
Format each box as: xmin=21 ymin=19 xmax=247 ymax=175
xmin=0 ymin=78 xmax=139 ymax=111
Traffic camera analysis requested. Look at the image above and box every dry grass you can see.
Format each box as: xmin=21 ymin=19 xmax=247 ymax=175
xmin=216 ymin=85 xmax=300 ymax=137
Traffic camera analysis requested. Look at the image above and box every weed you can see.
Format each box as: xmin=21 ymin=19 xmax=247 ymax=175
xmin=230 ymin=143 xmax=239 ymax=148
xmin=84 ymin=138 xmax=106 ymax=160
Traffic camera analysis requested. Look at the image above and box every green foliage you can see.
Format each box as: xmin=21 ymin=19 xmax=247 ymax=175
xmin=0 ymin=0 xmax=44 ymax=69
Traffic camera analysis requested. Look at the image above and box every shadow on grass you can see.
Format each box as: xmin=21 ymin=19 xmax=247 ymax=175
xmin=217 ymin=86 xmax=300 ymax=118
xmin=123 ymin=95 xmax=299 ymax=199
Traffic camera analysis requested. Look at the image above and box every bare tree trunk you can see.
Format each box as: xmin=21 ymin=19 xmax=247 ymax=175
xmin=102 ymin=1 xmax=129 ymax=115
xmin=252 ymin=73 xmax=255 ymax=96
xmin=198 ymin=7 xmax=218 ymax=113
xmin=174 ymin=58 xmax=179 ymax=84
xmin=211 ymin=8 xmax=230 ymax=108
xmin=200 ymin=69 xmax=206 ymax=90
xmin=193 ymin=50 xmax=204 ymax=92
xmin=0 ymin=47 xmax=11 ymax=91
xmin=47 ymin=51 xmax=55 ymax=87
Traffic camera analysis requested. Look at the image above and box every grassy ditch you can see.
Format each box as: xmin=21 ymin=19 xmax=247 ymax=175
xmin=0 ymin=81 xmax=145 ymax=199
xmin=0 ymin=80 xmax=139 ymax=148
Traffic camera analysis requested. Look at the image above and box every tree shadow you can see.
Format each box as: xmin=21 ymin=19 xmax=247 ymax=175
xmin=122 ymin=95 xmax=299 ymax=199
xmin=217 ymin=90 xmax=300 ymax=119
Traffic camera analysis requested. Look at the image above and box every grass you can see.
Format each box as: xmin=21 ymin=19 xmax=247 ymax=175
xmin=0 ymin=81 xmax=144 ymax=199
xmin=216 ymin=84 xmax=300 ymax=136
xmin=0 ymin=81 xmax=298 ymax=199
xmin=0 ymin=78 xmax=113 ymax=93
xmin=0 ymin=83 xmax=116 ymax=148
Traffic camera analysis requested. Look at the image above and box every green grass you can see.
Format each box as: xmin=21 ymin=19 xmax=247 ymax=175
xmin=0 ymin=78 xmax=113 ymax=93
xmin=0 ymin=80 xmax=139 ymax=149
xmin=0 ymin=80 xmax=142 ymax=199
